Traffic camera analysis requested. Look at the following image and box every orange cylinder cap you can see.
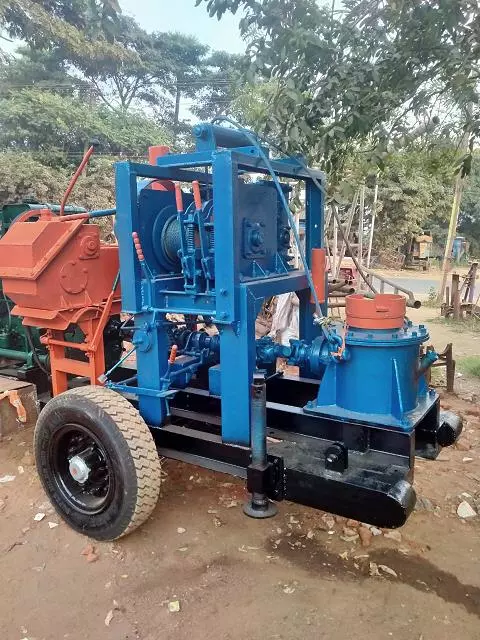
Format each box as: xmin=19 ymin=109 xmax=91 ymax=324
xmin=346 ymin=294 xmax=406 ymax=330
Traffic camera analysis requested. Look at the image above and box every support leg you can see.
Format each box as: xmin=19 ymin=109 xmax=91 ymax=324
xmin=219 ymin=286 xmax=256 ymax=445
xmin=243 ymin=372 xmax=278 ymax=518
xmin=49 ymin=331 xmax=68 ymax=395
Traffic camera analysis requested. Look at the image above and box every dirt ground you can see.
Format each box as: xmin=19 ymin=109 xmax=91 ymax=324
xmin=1 ymin=306 xmax=479 ymax=640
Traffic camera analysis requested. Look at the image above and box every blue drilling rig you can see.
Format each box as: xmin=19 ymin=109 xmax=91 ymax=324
xmin=2 ymin=123 xmax=461 ymax=541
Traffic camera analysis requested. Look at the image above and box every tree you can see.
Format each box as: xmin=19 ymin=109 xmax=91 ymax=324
xmin=372 ymin=150 xmax=454 ymax=254
xmin=0 ymin=87 xmax=171 ymax=160
xmin=459 ymin=151 xmax=480 ymax=257
xmin=1 ymin=6 xmax=244 ymax=140
xmin=1 ymin=0 xmax=129 ymax=67
xmin=198 ymin=0 xmax=480 ymax=180
xmin=189 ymin=51 xmax=245 ymax=122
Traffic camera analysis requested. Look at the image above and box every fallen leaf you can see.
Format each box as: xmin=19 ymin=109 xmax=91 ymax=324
xmin=33 ymin=513 xmax=45 ymax=522
xmin=168 ymin=600 xmax=180 ymax=613
xmin=86 ymin=552 xmax=99 ymax=563
xmin=0 ymin=475 xmax=15 ymax=483
xmin=81 ymin=543 xmax=95 ymax=556
xmin=104 ymin=609 xmax=114 ymax=626
xmin=48 ymin=522 xmax=59 ymax=529
xmin=379 ymin=564 xmax=398 ymax=578
xmin=177 ymin=527 xmax=186 ymax=534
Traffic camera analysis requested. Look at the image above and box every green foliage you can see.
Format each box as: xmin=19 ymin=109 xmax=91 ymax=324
xmin=425 ymin=287 xmax=440 ymax=308
xmin=1 ymin=2 xmax=243 ymax=126
xmin=0 ymin=88 xmax=171 ymax=158
xmin=0 ymin=0 xmax=242 ymax=218
xmin=199 ymin=0 xmax=480 ymax=180
xmin=374 ymin=151 xmax=454 ymax=252
xmin=0 ymin=151 xmax=66 ymax=206
xmin=2 ymin=1 xmax=130 ymax=68
xmin=189 ymin=50 xmax=245 ymax=122
xmin=0 ymin=151 xmax=116 ymax=210
xmin=339 ymin=146 xmax=456 ymax=253
xmin=460 ymin=151 xmax=480 ymax=257
xmin=459 ymin=356 xmax=480 ymax=378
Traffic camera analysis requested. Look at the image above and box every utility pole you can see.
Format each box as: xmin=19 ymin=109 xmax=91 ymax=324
xmin=438 ymin=121 xmax=471 ymax=304
xmin=173 ymin=77 xmax=181 ymax=146
xmin=332 ymin=207 xmax=338 ymax=277
xmin=335 ymin=190 xmax=358 ymax=279
xmin=366 ymin=172 xmax=379 ymax=269
xmin=358 ymin=180 xmax=365 ymax=268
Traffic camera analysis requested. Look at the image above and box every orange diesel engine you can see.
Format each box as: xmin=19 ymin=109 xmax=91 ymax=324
xmin=0 ymin=208 xmax=120 ymax=395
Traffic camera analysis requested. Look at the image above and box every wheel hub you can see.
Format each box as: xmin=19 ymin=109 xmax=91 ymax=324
xmin=68 ymin=454 xmax=91 ymax=484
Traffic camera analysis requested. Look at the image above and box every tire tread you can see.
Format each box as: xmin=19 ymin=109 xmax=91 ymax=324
xmin=51 ymin=386 xmax=161 ymax=538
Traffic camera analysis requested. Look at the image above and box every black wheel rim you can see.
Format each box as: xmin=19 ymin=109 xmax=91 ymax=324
xmin=49 ymin=423 xmax=115 ymax=515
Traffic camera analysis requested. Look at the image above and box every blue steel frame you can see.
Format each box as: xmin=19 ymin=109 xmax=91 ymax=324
xmin=114 ymin=144 xmax=326 ymax=445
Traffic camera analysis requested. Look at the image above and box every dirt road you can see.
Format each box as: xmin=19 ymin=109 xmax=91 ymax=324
xmin=1 ymin=308 xmax=479 ymax=640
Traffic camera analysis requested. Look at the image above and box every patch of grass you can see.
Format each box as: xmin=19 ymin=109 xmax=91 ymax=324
xmin=458 ymin=356 xmax=480 ymax=378
xmin=423 ymin=286 xmax=440 ymax=308
xmin=428 ymin=316 xmax=480 ymax=333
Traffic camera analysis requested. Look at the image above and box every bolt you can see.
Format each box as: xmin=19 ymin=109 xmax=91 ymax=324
xmin=412 ymin=331 xmax=417 ymax=337
xmin=220 ymin=288 xmax=228 ymax=296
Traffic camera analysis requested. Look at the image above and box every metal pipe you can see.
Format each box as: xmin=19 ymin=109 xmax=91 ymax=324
xmin=0 ymin=347 xmax=48 ymax=365
xmin=193 ymin=123 xmax=257 ymax=149
xmin=0 ymin=347 xmax=29 ymax=362
xmin=60 ymin=145 xmax=95 ymax=216
xmin=328 ymin=284 xmax=355 ymax=295
xmin=89 ymin=208 xmax=116 ymax=217
xmin=361 ymin=268 xmax=421 ymax=308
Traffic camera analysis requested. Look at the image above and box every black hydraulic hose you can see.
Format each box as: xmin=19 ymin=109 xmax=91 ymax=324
xmin=24 ymin=325 xmax=50 ymax=377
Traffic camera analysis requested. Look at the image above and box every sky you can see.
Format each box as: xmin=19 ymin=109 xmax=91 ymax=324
xmin=119 ymin=0 xmax=246 ymax=54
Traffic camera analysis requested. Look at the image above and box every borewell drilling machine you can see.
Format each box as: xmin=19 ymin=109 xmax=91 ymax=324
xmin=0 ymin=123 xmax=462 ymax=540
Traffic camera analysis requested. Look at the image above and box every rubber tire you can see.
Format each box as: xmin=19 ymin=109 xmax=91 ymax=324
xmin=34 ymin=386 xmax=161 ymax=541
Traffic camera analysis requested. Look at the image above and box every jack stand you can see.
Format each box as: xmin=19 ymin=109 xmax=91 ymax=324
xmin=244 ymin=491 xmax=278 ymax=519
xmin=243 ymin=372 xmax=278 ymax=519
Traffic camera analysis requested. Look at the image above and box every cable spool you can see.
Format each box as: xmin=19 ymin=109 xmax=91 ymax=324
xmin=151 ymin=205 xmax=181 ymax=272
